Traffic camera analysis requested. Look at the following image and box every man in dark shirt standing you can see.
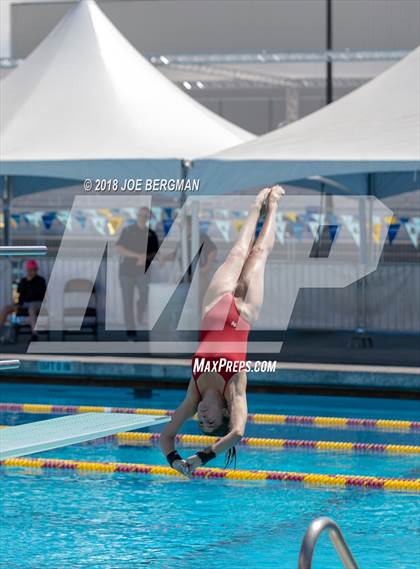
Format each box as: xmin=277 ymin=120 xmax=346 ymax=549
xmin=116 ymin=207 xmax=159 ymax=337
xmin=0 ymin=259 xmax=47 ymax=342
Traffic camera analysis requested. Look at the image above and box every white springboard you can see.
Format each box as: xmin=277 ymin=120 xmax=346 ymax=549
xmin=0 ymin=412 xmax=169 ymax=459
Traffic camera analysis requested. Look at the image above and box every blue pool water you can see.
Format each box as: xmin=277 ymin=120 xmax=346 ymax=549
xmin=1 ymin=383 xmax=419 ymax=569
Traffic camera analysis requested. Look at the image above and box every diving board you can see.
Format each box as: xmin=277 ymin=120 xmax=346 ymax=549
xmin=0 ymin=412 xmax=170 ymax=459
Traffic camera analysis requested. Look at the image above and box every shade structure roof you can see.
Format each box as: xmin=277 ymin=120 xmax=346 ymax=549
xmin=193 ymin=47 xmax=420 ymax=195
xmin=0 ymin=0 xmax=253 ymax=181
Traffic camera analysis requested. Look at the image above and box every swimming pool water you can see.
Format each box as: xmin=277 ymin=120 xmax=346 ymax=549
xmin=1 ymin=383 xmax=419 ymax=569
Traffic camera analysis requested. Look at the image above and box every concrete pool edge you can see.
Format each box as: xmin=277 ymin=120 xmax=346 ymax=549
xmin=0 ymin=353 xmax=419 ymax=395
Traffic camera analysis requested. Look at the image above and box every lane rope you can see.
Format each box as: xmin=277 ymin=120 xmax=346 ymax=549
xmin=2 ymin=457 xmax=419 ymax=492
xmin=115 ymin=432 xmax=420 ymax=455
xmin=1 ymin=426 xmax=418 ymax=454
xmin=1 ymin=402 xmax=419 ymax=432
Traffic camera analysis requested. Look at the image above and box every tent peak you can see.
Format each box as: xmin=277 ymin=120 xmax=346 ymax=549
xmin=1 ymin=0 xmax=253 ymax=176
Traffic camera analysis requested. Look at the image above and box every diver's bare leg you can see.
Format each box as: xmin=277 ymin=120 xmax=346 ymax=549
xmin=203 ymin=188 xmax=271 ymax=311
xmin=234 ymin=186 xmax=285 ymax=323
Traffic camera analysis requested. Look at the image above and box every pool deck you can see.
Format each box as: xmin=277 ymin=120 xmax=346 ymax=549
xmin=1 ymin=352 xmax=419 ymax=396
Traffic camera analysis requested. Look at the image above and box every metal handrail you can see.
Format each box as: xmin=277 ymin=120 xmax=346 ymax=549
xmin=0 ymin=246 xmax=47 ymax=256
xmin=298 ymin=517 xmax=359 ymax=569
xmin=0 ymin=360 xmax=20 ymax=370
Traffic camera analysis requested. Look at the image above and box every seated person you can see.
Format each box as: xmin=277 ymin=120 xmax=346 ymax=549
xmin=0 ymin=260 xmax=47 ymax=342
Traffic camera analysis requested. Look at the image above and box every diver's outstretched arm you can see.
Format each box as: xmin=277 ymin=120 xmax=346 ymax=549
xmin=185 ymin=378 xmax=247 ymax=470
xmin=159 ymin=380 xmax=199 ymax=475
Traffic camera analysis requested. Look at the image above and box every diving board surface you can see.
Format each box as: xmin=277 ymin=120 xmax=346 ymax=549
xmin=0 ymin=412 xmax=170 ymax=459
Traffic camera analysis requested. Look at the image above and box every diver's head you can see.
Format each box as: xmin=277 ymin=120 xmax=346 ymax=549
xmin=197 ymin=395 xmax=228 ymax=435
xmin=197 ymin=392 xmax=236 ymax=468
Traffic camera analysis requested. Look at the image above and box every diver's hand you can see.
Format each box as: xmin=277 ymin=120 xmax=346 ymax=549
xmin=172 ymin=459 xmax=193 ymax=478
xmin=185 ymin=454 xmax=203 ymax=471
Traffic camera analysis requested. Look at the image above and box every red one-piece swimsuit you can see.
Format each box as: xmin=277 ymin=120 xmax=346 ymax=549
xmin=191 ymin=293 xmax=251 ymax=398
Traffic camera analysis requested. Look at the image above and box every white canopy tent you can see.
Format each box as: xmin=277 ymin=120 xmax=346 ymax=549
xmin=193 ymin=47 xmax=420 ymax=196
xmin=190 ymin=48 xmax=419 ymax=341
xmin=0 ymin=0 xmax=253 ymax=187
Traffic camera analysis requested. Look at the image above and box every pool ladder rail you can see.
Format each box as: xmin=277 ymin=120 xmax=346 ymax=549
xmin=0 ymin=245 xmax=48 ymax=372
xmin=298 ymin=517 xmax=359 ymax=569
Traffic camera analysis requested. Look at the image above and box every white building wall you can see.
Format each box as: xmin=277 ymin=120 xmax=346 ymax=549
xmin=11 ymin=0 xmax=420 ymax=59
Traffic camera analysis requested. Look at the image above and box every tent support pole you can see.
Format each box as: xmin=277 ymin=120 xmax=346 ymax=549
xmin=350 ymin=174 xmax=373 ymax=349
xmin=190 ymin=199 xmax=200 ymax=329
xmin=3 ymin=176 xmax=11 ymax=247
xmin=285 ymin=86 xmax=299 ymax=123
xmin=179 ymin=159 xmax=200 ymax=337
xmin=179 ymin=160 xmax=192 ymax=277
xmin=364 ymin=174 xmax=374 ymax=346
xmin=326 ymin=0 xmax=333 ymax=105
xmin=2 ymin=176 xmax=13 ymax=335
xmin=313 ymin=182 xmax=325 ymax=257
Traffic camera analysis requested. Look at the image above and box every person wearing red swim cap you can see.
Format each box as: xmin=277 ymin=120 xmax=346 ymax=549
xmin=0 ymin=259 xmax=47 ymax=343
